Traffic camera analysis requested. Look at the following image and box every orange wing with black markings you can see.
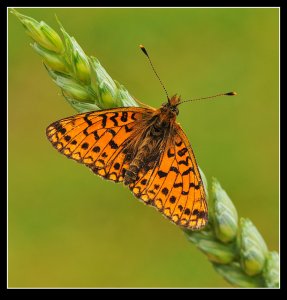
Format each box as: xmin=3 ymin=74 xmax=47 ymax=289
xmin=46 ymin=104 xmax=208 ymax=230
xmin=128 ymin=123 xmax=207 ymax=230
xmin=46 ymin=107 xmax=151 ymax=182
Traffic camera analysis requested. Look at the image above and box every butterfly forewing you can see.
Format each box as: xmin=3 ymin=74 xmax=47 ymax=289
xmin=46 ymin=108 xmax=147 ymax=181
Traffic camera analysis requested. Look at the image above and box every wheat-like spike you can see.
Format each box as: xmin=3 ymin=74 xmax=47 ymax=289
xmin=11 ymin=8 xmax=138 ymax=113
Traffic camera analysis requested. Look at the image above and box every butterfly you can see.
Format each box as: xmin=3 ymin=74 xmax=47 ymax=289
xmin=46 ymin=45 xmax=236 ymax=230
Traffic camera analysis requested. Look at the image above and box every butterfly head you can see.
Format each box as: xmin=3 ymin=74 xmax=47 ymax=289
xmin=169 ymin=94 xmax=181 ymax=107
xmin=161 ymin=94 xmax=180 ymax=117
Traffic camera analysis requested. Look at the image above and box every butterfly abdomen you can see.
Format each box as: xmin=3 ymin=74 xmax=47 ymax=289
xmin=123 ymin=139 xmax=159 ymax=185
xmin=123 ymin=117 xmax=168 ymax=185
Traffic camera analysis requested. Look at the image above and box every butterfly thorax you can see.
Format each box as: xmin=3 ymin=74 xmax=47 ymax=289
xmin=123 ymin=97 xmax=180 ymax=186
xmin=150 ymin=94 xmax=180 ymax=128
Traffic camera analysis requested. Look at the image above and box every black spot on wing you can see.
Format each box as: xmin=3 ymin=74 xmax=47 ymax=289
xmin=182 ymin=167 xmax=194 ymax=176
xmin=81 ymin=142 xmax=89 ymax=149
xmin=192 ymin=210 xmax=207 ymax=219
xmin=101 ymin=114 xmax=107 ymax=127
xmin=184 ymin=208 xmax=191 ymax=215
xmin=167 ymin=148 xmax=175 ymax=158
xmin=190 ymin=182 xmax=201 ymax=189
xmin=157 ymin=170 xmax=168 ymax=178
xmin=59 ymin=127 xmax=66 ymax=134
xmin=177 ymin=148 xmax=188 ymax=157
xmin=93 ymin=146 xmax=101 ymax=153
xmin=114 ymin=162 xmax=120 ymax=170
xmin=170 ymin=166 xmax=179 ymax=174
xmin=173 ymin=182 xmax=183 ymax=188
xmin=93 ymin=131 xmax=100 ymax=140
xmin=121 ymin=111 xmax=128 ymax=122
xmin=178 ymin=157 xmax=191 ymax=166
xmin=198 ymin=211 xmax=207 ymax=219
xmin=169 ymin=196 xmax=176 ymax=203
xmin=161 ymin=187 xmax=169 ymax=195
xmin=84 ymin=113 xmax=93 ymax=126
xmin=110 ymin=112 xmax=119 ymax=126
xmin=101 ymin=152 xmax=108 ymax=158
xmin=109 ymin=140 xmax=119 ymax=149
xmin=64 ymin=135 xmax=71 ymax=142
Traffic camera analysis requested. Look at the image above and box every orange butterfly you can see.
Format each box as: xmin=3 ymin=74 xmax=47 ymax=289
xmin=46 ymin=46 xmax=236 ymax=230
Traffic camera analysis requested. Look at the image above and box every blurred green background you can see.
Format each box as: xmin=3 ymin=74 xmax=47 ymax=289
xmin=8 ymin=8 xmax=279 ymax=287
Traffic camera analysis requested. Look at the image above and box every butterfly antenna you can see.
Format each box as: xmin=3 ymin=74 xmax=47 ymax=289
xmin=178 ymin=91 xmax=237 ymax=106
xmin=140 ymin=45 xmax=170 ymax=103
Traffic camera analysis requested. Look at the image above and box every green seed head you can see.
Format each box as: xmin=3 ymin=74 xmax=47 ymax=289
xmin=70 ymin=39 xmax=91 ymax=84
xmin=212 ymin=178 xmax=238 ymax=243
xmin=11 ymin=9 xmax=64 ymax=53
xmin=198 ymin=239 xmax=236 ymax=264
xmin=239 ymin=218 xmax=268 ymax=276
xmin=214 ymin=263 xmax=265 ymax=287
xmin=31 ymin=43 xmax=68 ymax=74
xmin=185 ymin=231 xmax=236 ymax=264
xmin=90 ymin=57 xmax=119 ymax=109
xmin=59 ymin=23 xmax=91 ymax=84
xmin=54 ymin=76 xmax=93 ymax=102
xmin=263 ymin=251 xmax=279 ymax=287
